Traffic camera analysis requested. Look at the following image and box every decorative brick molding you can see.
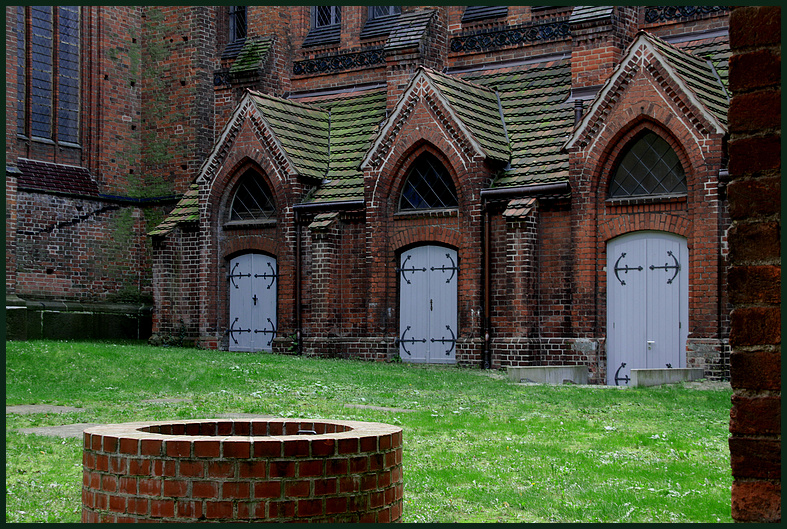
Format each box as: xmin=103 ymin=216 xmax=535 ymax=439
xmin=82 ymin=419 xmax=403 ymax=523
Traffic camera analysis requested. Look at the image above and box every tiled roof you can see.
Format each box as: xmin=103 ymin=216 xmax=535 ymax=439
xmin=229 ymin=37 xmax=272 ymax=76
xmin=462 ymin=59 xmax=574 ymax=189
xmin=307 ymin=89 xmax=388 ymax=203
xmin=385 ymin=9 xmax=435 ymax=51
xmin=149 ymin=183 xmax=199 ymax=236
xmin=565 ymin=31 xmax=729 ymax=151
xmin=424 ymin=69 xmax=510 ymax=163
xmin=646 ymin=33 xmax=729 ymax=127
xmin=308 ymin=211 xmax=340 ymax=231
xmin=16 ymin=158 xmax=99 ymax=197
xmin=249 ymin=90 xmax=330 ymax=181
xmin=502 ymin=197 xmax=536 ymax=219
xmin=569 ymin=6 xmax=614 ymax=25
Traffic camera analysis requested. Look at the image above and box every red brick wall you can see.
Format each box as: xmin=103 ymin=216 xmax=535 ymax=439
xmin=14 ymin=192 xmax=155 ymax=303
xmin=726 ymin=5 xmax=781 ymax=523
xmin=150 ymin=225 xmax=201 ymax=345
xmin=140 ymin=6 xmax=218 ymax=196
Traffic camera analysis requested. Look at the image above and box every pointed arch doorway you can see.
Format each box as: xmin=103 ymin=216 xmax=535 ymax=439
xmin=228 ymin=253 xmax=278 ymax=352
xmin=398 ymin=245 xmax=458 ymax=364
xmin=606 ymin=231 xmax=689 ymax=385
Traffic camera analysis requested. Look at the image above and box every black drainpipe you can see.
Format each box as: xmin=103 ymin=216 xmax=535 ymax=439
xmin=482 ymin=202 xmax=492 ymax=369
xmin=294 ymin=209 xmax=303 ymax=354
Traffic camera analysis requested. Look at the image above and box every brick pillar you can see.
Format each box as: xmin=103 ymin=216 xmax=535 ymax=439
xmin=726 ymin=5 xmax=781 ymax=523
xmin=304 ymin=214 xmax=340 ymax=356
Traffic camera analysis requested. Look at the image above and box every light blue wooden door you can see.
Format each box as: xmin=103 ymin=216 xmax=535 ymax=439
xmin=398 ymin=246 xmax=458 ymax=364
xmin=606 ymin=232 xmax=688 ymax=385
xmin=228 ymin=253 xmax=277 ymax=352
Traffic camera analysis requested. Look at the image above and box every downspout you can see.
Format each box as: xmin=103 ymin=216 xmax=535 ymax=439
xmin=482 ymin=201 xmax=492 ymax=369
xmin=295 ymin=208 xmax=302 ymax=354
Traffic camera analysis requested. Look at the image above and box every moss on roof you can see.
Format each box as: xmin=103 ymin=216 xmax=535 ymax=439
xmin=306 ymin=89 xmax=388 ymax=203
xmin=250 ymin=91 xmax=331 ymax=181
xmin=424 ymin=69 xmax=511 ymax=163
xmin=229 ymin=37 xmax=272 ymax=75
xmin=647 ymin=33 xmax=729 ymax=127
xmin=149 ymin=184 xmax=199 ymax=236
xmin=463 ymin=59 xmax=574 ymax=189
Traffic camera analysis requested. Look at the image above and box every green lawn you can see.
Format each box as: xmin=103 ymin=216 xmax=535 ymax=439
xmin=5 ymin=340 xmax=733 ymax=523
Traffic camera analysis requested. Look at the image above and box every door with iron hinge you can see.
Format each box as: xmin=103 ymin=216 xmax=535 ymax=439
xmin=228 ymin=253 xmax=278 ymax=352
xmin=398 ymin=245 xmax=458 ymax=364
xmin=606 ymin=231 xmax=688 ymax=385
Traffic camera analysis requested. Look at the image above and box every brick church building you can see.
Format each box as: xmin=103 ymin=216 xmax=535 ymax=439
xmin=6 ymin=6 xmax=733 ymax=384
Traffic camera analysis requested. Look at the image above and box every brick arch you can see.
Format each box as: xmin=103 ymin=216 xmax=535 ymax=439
xmin=390 ymin=226 xmax=463 ymax=253
xmin=209 ymin=148 xmax=290 ymax=222
xmin=592 ymin=116 xmax=696 ymax=199
xmin=221 ymin=238 xmax=279 ymax=261
xmin=214 ymin=157 xmax=281 ymax=224
xmin=367 ymin=109 xmax=479 ymax=214
xmin=599 ymin=213 xmax=691 ymax=242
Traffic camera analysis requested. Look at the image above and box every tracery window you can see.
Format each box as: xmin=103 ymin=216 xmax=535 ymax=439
xmin=228 ymin=171 xmax=276 ymax=223
xmin=17 ymin=5 xmax=80 ymax=144
xmin=399 ymin=153 xmax=458 ymax=211
xmin=303 ymin=6 xmax=341 ymax=47
xmin=362 ymin=6 xmax=402 ymax=39
xmin=609 ymin=131 xmax=687 ymax=198
xmin=229 ymin=6 xmax=247 ymax=44
xmin=369 ymin=6 xmax=401 ymax=20
xmin=313 ymin=6 xmax=341 ymax=28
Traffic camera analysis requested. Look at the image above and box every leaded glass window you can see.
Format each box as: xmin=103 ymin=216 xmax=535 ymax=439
xmin=369 ymin=6 xmax=401 ymax=20
xmin=399 ymin=153 xmax=458 ymax=211
xmin=17 ymin=6 xmax=80 ymax=144
xmin=314 ymin=6 xmax=341 ymax=28
xmin=229 ymin=172 xmax=276 ymax=222
xmin=609 ymin=132 xmax=687 ymax=198
xmin=229 ymin=6 xmax=247 ymax=43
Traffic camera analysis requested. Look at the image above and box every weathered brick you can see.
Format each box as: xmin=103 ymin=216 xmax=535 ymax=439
xmin=730 ymin=394 xmax=781 ymax=436
xmin=730 ymin=350 xmax=781 ymax=391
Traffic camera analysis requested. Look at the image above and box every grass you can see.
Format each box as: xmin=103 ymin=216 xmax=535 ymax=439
xmin=5 ymin=340 xmax=733 ymax=523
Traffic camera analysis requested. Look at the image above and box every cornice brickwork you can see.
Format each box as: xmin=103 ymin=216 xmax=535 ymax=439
xmin=449 ymin=20 xmax=570 ymax=53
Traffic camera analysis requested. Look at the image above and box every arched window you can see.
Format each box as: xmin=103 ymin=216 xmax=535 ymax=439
xmin=228 ymin=171 xmax=276 ymax=222
xmin=399 ymin=153 xmax=458 ymax=211
xmin=609 ymin=131 xmax=687 ymax=198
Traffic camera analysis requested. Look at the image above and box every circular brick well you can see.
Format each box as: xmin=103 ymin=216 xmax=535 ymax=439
xmin=82 ymin=419 xmax=403 ymax=523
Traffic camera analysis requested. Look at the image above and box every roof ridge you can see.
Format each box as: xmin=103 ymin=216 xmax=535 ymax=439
xmin=247 ymin=89 xmax=327 ymax=114
xmin=424 ymin=66 xmax=498 ymax=96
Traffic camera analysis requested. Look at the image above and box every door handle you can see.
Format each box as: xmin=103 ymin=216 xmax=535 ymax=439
xmin=647 ymin=340 xmax=655 ymax=350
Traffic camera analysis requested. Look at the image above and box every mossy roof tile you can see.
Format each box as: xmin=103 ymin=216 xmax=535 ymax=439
xmin=149 ymin=184 xmax=199 ymax=236
xmin=228 ymin=37 xmax=272 ymax=75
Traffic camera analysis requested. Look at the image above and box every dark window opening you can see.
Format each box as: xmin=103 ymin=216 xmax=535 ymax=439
xmin=222 ymin=6 xmax=248 ymax=59
xmin=229 ymin=171 xmax=276 ymax=222
xmin=303 ymin=6 xmax=341 ymax=47
xmin=314 ymin=5 xmax=341 ymax=28
xmin=229 ymin=6 xmax=247 ymax=42
xmin=399 ymin=153 xmax=459 ymax=211
xmin=609 ymin=132 xmax=687 ymax=198
xmin=362 ymin=6 xmax=402 ymax=39
xmin=17 ymin=5 xmax=80 ymax=145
